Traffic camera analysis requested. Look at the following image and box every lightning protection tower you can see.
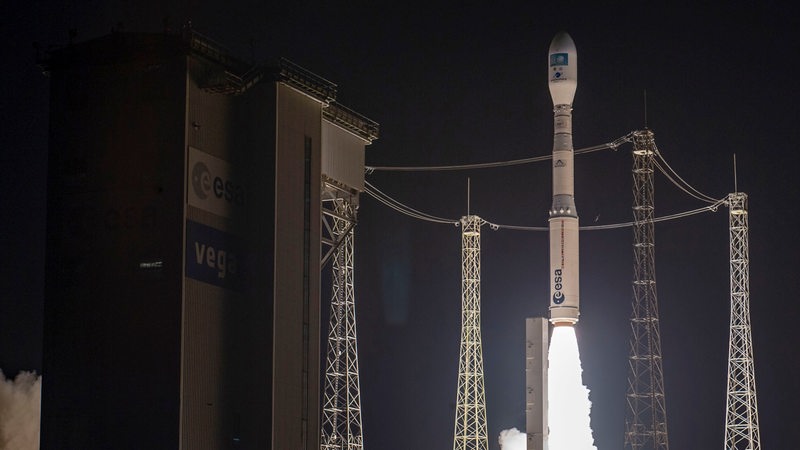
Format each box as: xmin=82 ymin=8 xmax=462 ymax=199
xmin=724 ymin=192 xmax=762 ymax=450
xmin=320 ymin=194 xmax=362 ymax=450
xmin=624 ymin=129 xmax=670 ymax=450
xmin=320 ymin=104 xmax=378 ymax=450
xmin=453 ymin=215 xmax=489 ymax=450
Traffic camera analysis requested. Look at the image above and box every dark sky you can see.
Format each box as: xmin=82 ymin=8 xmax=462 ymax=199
xmin=3 ymin=2 xmax=799 ymax=450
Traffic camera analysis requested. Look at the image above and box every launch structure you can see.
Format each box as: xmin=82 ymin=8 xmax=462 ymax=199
xmin=320 ymin=104 xmax=379 ymax=450
xmin=453 ymin=215 xmax=489 ymax=450
xmin=525 ymin=317 xmax=549 ymax=450
xmin=362 ymin=132 xmax=767 ymax=450
xmin=320 ymin=193 xmax=363 ymax=450
xmin=723 ymin=192 xmax=762 ymax=450
xmin=624 ymin=129 xmax=670 ymax=450
xmin=359 ymin=33 xmax=766 ymax=450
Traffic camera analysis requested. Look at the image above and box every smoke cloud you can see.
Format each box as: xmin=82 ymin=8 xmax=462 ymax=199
xmin=0 ymin=370 xmax=41 ymax=450
xmin=498 ymin=427 xmax=526 ymax=450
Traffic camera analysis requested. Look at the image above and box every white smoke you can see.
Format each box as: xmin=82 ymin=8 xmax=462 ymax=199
xmin=0 ymin=370 xmax=41 ymax=450
xmin=547 ymin=326 xmax=596 ymax=450
xmin=498 ymin=427 xmax=526 ymax=450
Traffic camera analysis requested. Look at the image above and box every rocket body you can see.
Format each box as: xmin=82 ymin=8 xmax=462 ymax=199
xmin=548 ymin=32 xmax=580 ymax=325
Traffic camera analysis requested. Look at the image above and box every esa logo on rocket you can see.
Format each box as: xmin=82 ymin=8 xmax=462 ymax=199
xmin=552 ymin=269 xmax=565 ymax=304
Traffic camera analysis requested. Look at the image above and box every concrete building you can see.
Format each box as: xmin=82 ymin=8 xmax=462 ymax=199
xmin=42 ymin=30 xmax=376 ymax=449
xmin=526 ymin=317 xmax=549 ymax=450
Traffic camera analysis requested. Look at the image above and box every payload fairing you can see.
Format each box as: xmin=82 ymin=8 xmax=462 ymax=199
xmin=548 ymin=32 xmax=580 ymax=326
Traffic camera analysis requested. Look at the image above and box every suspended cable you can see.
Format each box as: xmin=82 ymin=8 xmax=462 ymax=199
xmin=364 ymin=133 xmax=635 ymax=173
xmin=364 ymin=181 xmax=460 ymax=225
xmin=652 ymin=143 xmax=720 ymax=204
xmin=585 ymin=199 xmax=725 ymax=230
xmin=364 ymin=180 xmax=725 ymax=231
xmin=653 ymin=159 xmax=717 ymax=205
xmin=365 ymin=188 xmax=450 ymax=224
xmin=485 ymin=200 xmax=724 ymax=231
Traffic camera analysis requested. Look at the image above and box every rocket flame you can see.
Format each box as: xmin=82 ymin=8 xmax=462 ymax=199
xmin=547 ymin=326 xmax=597 ymax=450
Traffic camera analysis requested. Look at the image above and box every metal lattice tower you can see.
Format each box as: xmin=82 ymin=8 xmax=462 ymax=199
xmin=453 ymin=215 xmax=488 ymax=450
xmin=625 ymin=129 xmax=670 ymax=450
xmin=724 ymin=192 xmax=762 ymax=450
xmin=321 ymin=194 xmax=364 ymax=450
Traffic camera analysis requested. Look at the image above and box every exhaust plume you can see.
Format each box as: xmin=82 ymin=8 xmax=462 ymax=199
xmin=547 ymin=326 xmax=596 ymax=450
xmin=498 ymin=427 xmax=526 ymax=450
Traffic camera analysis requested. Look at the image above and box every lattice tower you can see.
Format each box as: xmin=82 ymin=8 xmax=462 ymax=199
xmin=453 ymin=215 xmax=489 ymax=450
xmin=624 ymin=129 xmax=670 ymax=450
xmin=724 ymin=192 xmax=762 ymax=450
xmin=320 ymin=196 xmax=364 ymax=450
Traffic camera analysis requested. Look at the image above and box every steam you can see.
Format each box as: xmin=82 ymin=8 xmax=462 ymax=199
xmin=0 ymin=370 xmax=41 ymax=450
xmin=547 ymin=326 xmax=596 ymax=450
xmin=498 ymin=427 xmax=526 ymax=450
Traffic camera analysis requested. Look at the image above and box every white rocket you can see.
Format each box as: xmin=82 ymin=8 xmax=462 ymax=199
xmin=548 ymin=32 xmax=580 ymax=326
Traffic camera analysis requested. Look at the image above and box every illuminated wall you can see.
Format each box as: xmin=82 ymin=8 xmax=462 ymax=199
xmin=42 ymin=32 xmax=325 ymax=450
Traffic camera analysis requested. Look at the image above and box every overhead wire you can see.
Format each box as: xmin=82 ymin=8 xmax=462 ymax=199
xmin=653 ymin=159 xmax=717 ymax=204
xmin=364 ymin=133 xmax=636 ymax=173
xmin=362 ymin=130 xmax=728 ymax=229
xmin=364 ymin=180 xmax=725 ymax=231
xmin=364 ymin=180 xmax=459 ymax=225
xmin=652 ymin=142 xmax=721 ymax=204
xmin=474 ymin=199 xmax=724 ymax=231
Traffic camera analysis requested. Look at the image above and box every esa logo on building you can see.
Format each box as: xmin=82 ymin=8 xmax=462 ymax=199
xmin=191 ymin=160 xmax=245 ymax=204
xmin=191 ymin=161 xmax=213 ymax=200
xmin=188 ymin=147 xmax=246 ymax=218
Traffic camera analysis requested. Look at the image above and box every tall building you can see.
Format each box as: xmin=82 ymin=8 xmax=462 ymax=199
xmin=41 ymin=30 xmax=376 ymax=450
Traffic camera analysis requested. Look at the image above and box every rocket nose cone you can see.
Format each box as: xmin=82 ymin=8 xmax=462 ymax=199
xmin=548 ymin=31 xmax=577 ymax=106
xmin=549 ymin=31 xmax=576 ymax=54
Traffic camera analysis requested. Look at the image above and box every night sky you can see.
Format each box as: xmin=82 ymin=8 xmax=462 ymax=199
xmin=3 ymin=2 xmax=799 ymax=450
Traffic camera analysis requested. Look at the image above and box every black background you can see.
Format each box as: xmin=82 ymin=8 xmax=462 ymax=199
xmin=2 ymin=2 xmax=798 ymax=449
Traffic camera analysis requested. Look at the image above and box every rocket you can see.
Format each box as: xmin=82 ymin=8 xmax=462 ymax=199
xmin=548 ymin=32 xmax=580 ymax=326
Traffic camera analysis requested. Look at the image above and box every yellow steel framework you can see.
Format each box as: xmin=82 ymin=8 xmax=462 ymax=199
xmin=320 ymin=196 xmax=364 ymax=450
xmin=724 ymin=192 xmax=762 ymax=450
xmin=453 ymin=215 xmax=488 ymax=450
xmin=625 ymin=129 xmax=670 ymax=450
